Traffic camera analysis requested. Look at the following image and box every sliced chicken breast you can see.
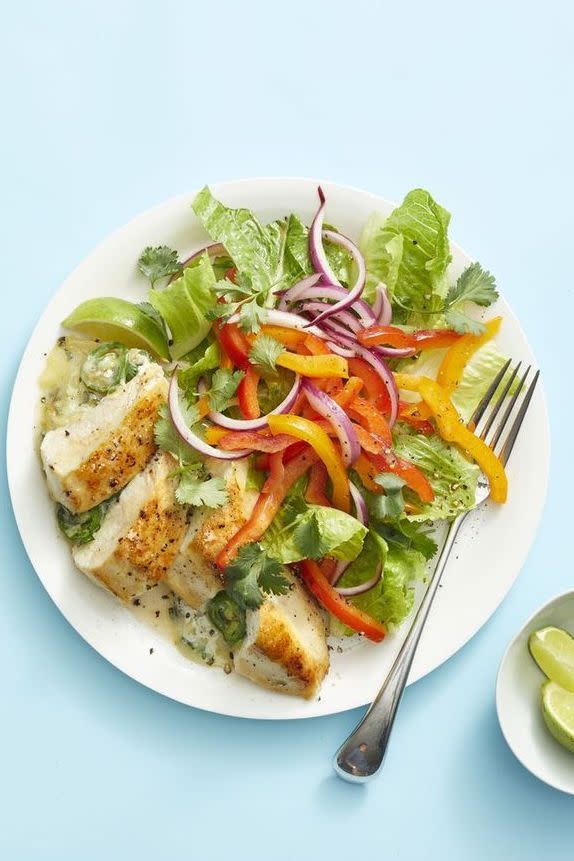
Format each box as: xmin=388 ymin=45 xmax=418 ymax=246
xmin=41 ymin=362 xmax=167 ymax=514
xmin=73 ymin=451 xmax=188 ymax=601
xmin=166 ymin=460 xmax=329 ymax=699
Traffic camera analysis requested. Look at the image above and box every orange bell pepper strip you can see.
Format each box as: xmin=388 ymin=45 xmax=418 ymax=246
xmin=358 ymin=325 xmax=461 ymax=351
xmin=215 ymin=429 xmax=296 ymax=453
xmin=237 ymin=366 xmax=261 ymax=419
xmin=347 ymin=396 xmax=393 ymax=447
xmin=260 ymin=324 xmax=306 ymax=348
xmin=395 ymin=373 xmax=507 ymax=503
xmin=275 ymin=352 xmax=348 ymax=379
xmin=267 ymin=414 xmax=350 ymax=512
xmin=216 ymin=448 xmax=318 ymax=569
xmin=437 ymin=317 xmax=502 ymax=394
xmin=299 ymin=560 xmax=387 ymax=642
xmin=333 ymin=377 xmax=364 ymax=408
xmin=302 ymin=333 xmax=332 ymax=356
xmin=305 ymin=461 xmax=331 ymax=507
xmin=398 ymin=401 xmax=435 ymax=435
xmin=354 ymin=453 xmax=384 ymax=493
xmin=348 ymin=356 xmax=391 ymax=413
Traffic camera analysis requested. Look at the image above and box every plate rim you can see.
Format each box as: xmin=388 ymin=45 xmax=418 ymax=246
xmin=7 ymin=176 xmax=551 ymax=720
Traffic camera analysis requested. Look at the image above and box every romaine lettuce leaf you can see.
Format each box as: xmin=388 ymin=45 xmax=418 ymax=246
xmin=392 ymin=428 xmax=479 ymax=521
xmin=330 ymin=531 xmax=426 ymax=634
xmin=396 ymin=341 xmax=518 ymax=422
xmin=192 ymin=186 xmax=286 ymax=293
xmin=359 ymin=190 xmax=452 ymax=320
xmin=284 ymin=213 xmax=352 ymax=286
xmin=147 ymin=254 xmax=216 ymax=359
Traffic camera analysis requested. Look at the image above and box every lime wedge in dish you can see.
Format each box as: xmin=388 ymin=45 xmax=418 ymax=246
xmin=529 ymin=626 xmax=574 ymax=691
xmin=541 ymin=681 xmax=574 ymax=754
xmin=62 ymin=298 xmax=169 ymax=360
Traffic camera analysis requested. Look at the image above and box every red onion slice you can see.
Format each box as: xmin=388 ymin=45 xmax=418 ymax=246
xmin=168 ymin=243 xmax=228 ymax=284
xmin=335 ymin=569 xmax=382 ymax=597
xmin=302 ymin=380 xmax=360 ymax=467
xmin=372 ymin=283 xmax=392 ymax=325
xmin=277 ymin=273 xmax=322 ymax=311
xmin=168 ymin=371 xmax=250 ymax=460
xmin=309 ymin=187 xmax=339 ymax=285
xmin=303 ymin=302 xmax=362 ymax=334
xmin=326 ymin=340 xmax=356 ymax=358
xmin=226 ymin=309 xmax=329 ymax=341
xmin=282 ymin=283 xmax=375 ymax=324
xmin=306 ymin=229 xmax=366 ymax=327
xmin=200 ymin=374 xmax=302 ymax=431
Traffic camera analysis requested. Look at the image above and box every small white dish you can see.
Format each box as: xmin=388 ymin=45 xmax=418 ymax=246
xmin=496 ymin=590 xmax=574 ymax=794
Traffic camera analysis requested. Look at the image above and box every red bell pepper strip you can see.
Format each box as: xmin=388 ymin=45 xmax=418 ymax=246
xmin=237 ymin=365 xmax=261 ymax=419
xmin=299 ymin=560 xmax=387 ymax=642
xmin=347 ymin=396 xmax=393 ymax=447
xmin=364 ymin=450 xmax=434 ymax=502
xmin=305 ymin=462 xmax=331 ymax=507
xmin=347 ymin=356 xmax=391 ymax=413
xmin=217 ymin=322 xmax=251 ymax=370
xmin=358 ymin=325 xmax=461 ymax=351
xmin=215 ymin=429 xmax=295 ymax=452
xmin=216 ymin=448 xmax=318 ymax=569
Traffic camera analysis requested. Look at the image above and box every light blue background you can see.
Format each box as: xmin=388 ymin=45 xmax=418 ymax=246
xmin=1 ymin=2 xmax=573 ymax=858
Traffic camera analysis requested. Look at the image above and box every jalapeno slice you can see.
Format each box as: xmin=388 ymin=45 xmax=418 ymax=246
xmin=80 ymin=343 xmax=128 ymax=393
xmin=206 ymin=591 xmax=246 ymax=645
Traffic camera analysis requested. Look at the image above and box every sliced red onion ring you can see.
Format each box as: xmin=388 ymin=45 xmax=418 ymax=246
xmin=372 ymin=282 xmax=392 ymax=325
xmin=303 ymin=302 xmax=362 ymax=334
xmin=326 ymin=340 xmax=356 ymax=358
xmin=335 ymin=569 xmax=382 ymax=597
xmin=309 ymin=187 xmax=339 ymax=285
xmin=226 ymin=309 xmax=329 ymax=341
xmin=282 ymin=283 xmax=375 ymax=324
xmin=315 ymin=325 xmax=399 ymax=427
xmin=277 ymin=273 xmax=322 ymax=311
xmin=199 ymin=374 xmax=302 ymax=431
xmin=374 ymin=345 xmax=416 ymax=359
xmin=306 ymin=229 xmax=366 ymax=327
xmin=168 ymin=243 xmax=228 ymax=284
xmin=168 ymin=371 xmax=250 ymax=460
xmin=302 ymin=380 xmax=360 ymax=467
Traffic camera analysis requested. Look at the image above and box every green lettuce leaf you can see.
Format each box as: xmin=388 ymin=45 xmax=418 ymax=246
xmin=284 ymin=213 xmax=352 ymax=286
xmin=192 ymin=186 xmax=286 ymax=293
xmin=147 ymin=254 xmax=217 ymax=358
xmin=260 ymin=481 xmax=367 ymax=564
xmin=330 ymin=531 xmax=426 ymax=634
xmin=178 ymin=341 xmax=220 ymax=393
xmin=392 ymin=428 xmax=479 ymax=521
xmin=396 ymin=341 xmax=518 ymax=423
xmin=359 ymin=190 xmax=452 ymax=320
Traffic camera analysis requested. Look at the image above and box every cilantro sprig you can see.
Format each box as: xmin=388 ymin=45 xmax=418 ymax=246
xmin=248 ymin=335 xmax=284 ymax=375
xmin=443 ymin=262 xmax=499 ymax=334
xmin=137 ymin=246 xmax=182 ymax=287
xmin=202 ymin=368 xmax=244 ymax=412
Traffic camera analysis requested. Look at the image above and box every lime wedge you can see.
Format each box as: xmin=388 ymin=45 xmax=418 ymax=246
xmin=529 ymin=626 xmax=574 ymax=691
xmin=62 ymin=298 xmax=169 ymax=360
xmin=541 ymin=681 xmax=574 ymax=753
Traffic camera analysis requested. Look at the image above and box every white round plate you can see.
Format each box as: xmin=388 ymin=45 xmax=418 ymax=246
xmin=496 ymin=591 xmax=574 ymax=794
xmin=7 ymin=178 xmax=550 ymax=719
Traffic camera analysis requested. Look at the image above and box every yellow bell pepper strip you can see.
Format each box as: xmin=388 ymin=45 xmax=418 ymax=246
xmin=437 ymin=316 xmax=502 ymax=394
xmin=260 ymin=324 xmax=306 ymax=348
xmin=267 ymin=414 xmax=350 ymax=511
xmin=394 ymin=374 xmax=507 ymax=503
xmin=275 ymin=352 xmax=349 ymax=379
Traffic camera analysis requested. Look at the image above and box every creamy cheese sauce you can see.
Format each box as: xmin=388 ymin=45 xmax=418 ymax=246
xmin=39 ymin=336 xmax=232 ymax=673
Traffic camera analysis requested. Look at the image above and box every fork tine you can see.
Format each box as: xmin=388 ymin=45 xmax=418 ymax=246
xmin=488 ymin=365 xmax=531 ymax=452
xmin=468 ymin=358 xmax=512 ymax=430
xmin=498 ymin=370 xmax=540 ymax=466
xmin=479 ymin=362 xmax=522 ymax=440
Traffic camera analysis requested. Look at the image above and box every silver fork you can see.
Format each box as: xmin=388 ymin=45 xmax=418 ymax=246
xmin=334 ymin=360 xmax=540 ymax=783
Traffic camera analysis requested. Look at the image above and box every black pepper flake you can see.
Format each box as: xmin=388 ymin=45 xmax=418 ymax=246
xmin=64 ymin=429 xmax=70 ymax=437
xmin=133 ymin=598 xmax=141 ymax=606
xmin=155 ymin=610 xmax=160 ymax=618
xmin=161 ymin=594 xmax=169 ymax=600
xmin=149 ymin=648 xmax=154 ymax=655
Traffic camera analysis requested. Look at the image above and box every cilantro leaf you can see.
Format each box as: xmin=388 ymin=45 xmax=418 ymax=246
xmin=249 ymin=335 xmax=284 ymax=375
xmin=154 ymin=404 xmax=200 ymax=465
xmin=225 ymin=543 xmax=289 ymax=608
xmin=376 ymin=519 xmax=438 ymax=560
xmin=371 ymin=473 xmax=406 ymax=519
xmin=447 ymin=262 xmax=498 ymax=308
xmin=444 ymin=307 xmax=486 ymax=335
xmin=137 ymin=246 xmax=182 ymax=287
xmin=204 ymin=368 xmax=244 ymax=413
xmin=239 ymin=299 xmax=268 ymax=334
xmin=174 ymin=465 xmax=228 ymax=508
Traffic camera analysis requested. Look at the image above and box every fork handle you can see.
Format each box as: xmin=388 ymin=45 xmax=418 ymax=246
xmin=333 ymin=515 xmax=463 ymax=783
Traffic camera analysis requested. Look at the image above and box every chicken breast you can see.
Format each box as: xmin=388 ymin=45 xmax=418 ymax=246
xmin=41 ymin=362 xmax=167 ymax=514
xmin=73 ymin=451 xmax=188 ymax=601
xmin=166 ymin=460 xmax=329 ymax=699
